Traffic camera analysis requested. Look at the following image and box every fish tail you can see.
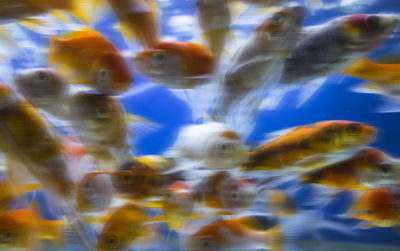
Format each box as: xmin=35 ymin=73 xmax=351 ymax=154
xmin=267 ymin=225 xmax=285 ymax=251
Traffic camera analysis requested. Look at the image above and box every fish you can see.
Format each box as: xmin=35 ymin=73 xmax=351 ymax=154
xmin=0 ymin=178 xmax=40 ymax=213
xmin=94 ymin=0 xmax=160 ymax=48
xmin=0 ymin=204 xmax=65 ymax=249
xmin=234 ymin=214 xmax=279 ymax=231
xmin=69 ymin=91 xmax=131 ymax=168
xmin=267 ymin=189 xmax=298 ymax=217
xmin=184 ymin=216 xmax=284 ymax=250
xmin=110 ymin=158 xmax=181 ymax=201
xmin=0 ymin=83 xmax=74 ymax=199
xmin=48 ymin=29 xmax=133 ymax=95
xmin=301 ymin=148 xmax=400 ymax=189
xmin=135 ymin=155 xmax=175 ymax=172
xmin=134 ymin=41 xmax=215 ymax=89
xmin=196 ymin=0 xmax=231 ymax=59
xmin=13 ymin=68 xmax=70 ymax=120
xmin=171 ymin=122 xmax=248 ymax=169
xmin=76 ymin=172 xmax=113 ymax=213
xmin=0 ymin=0 xmax=93 ymax=26
xmin=242 ymin=120 xmax=377 ymax=171
xmin=344 ymin=189 xmax=400 ymax=228
xmin=96 ymin=203 xmax=152 ymax=251
xmin=281 ymin=14 xmax=400 ymax=84
xmin=194 ymin=171 xmax=256 ymax=213
xmin=210 ymin=7 xmax=305 ymax=135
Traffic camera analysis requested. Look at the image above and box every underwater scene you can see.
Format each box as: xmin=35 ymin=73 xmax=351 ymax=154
xmin=1 ymin=0 xmax=400 ymax=250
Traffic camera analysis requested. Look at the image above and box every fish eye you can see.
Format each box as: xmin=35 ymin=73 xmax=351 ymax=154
xmin=152 ymin=53 xmax=166 ymax=64
xmin=365 ymin=15 xmax=380 ymax=30
xmin=121 ymin=173 xmax=133 ymax=183
xmin=200 ymin=237 xmax=213 ymax=249
xmin=366 ymin=208 xmax=374 ymax=215
xmin=35 ymin=70 xmax=47 ymax=80
xmin=106 ymin=234 xmax=119 ymax=248
xmin=0 ymin=231 xmax=13 ymax=243
xmin=346 ymin=123 xmax=361 ymax=135
xmin=271 ymin=13 xmax=284 ymax=26
xmin=96 ymin=106 xmax=109 ymax=118
xmin=83 ymin=181 xmax=92 ymax=189
xmin=379 ymin=163 xmax=393 ymax=174
xmin=231 ymin=191 xmax=239 ymax=201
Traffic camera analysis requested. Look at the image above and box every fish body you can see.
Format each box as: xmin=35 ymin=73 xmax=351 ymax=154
xmin=104 ymin=0 xmax=160 ymax=48
xmin=172 ymin=122 xmax=248 ymax=169
xmin=96 ymin=203 xmax=151 ymax=251
xmin=267 ymin=189 xmax=298 ymax=217
xmin=49 ymin=29 xmax=133 ymax=95
xmin=196 ymin=0 xmax=231 ymax=59
xmin=13 ymin=68 xmax=70 ymax=119
xmin=242 ymin=120 xmax=377 ymax=171
xmin=301 ymin=148 xmax=400 ymax=189
xmin=211 ymin=7 xmax=305 ymax=121
xmin=346 ymin=189 xmax=400 ymax=228
xmin=0 ymin=83 xmax=74 ymax=199
xmin=134 ymin=41 xmax=215 ymax=89
xmin=194 ymin=171 xmax=255 ymax=212
xmin=70 ymin=91 xmax=131 ymax=167
xmin=281 ymin=14 xmax=400 ymax=84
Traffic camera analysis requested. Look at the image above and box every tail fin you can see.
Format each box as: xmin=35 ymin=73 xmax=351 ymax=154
xmin=267 ymin=225 xmax=285 ymax=251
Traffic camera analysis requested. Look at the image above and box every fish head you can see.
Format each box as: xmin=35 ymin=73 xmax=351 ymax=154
xmin=341 ymin=14 xmax=400 ymax=51
xmin=163 ymin=182 xmax=194 ymax=216
xmin=13 ymin=68 xmax=67 ymax=107
xmin=93 ymin=52 xmax=133 ymax=95
xmin=359 ymin=158 xmax=400 ymax=189
xmin=220 ymin=176 xmax=256 ymax=210
xmin=77 ymin=172 xmax=113 ymax=212
xmin=185 ymin=221 xmax=224 ymax=250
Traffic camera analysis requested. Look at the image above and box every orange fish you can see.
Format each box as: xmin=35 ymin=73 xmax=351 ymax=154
xmin=0 ymin=83 xmax=74 ymax=199
xmin=301 ymin=148 xmax=400 ymax=189
xmin=0 ymin=206 xmax=65 ymax=249
xmin=185 ymin=217 xmax=283 ymax=250
xmin=95 ymin=0 xmax=160 ymax=48
xmin=48 ymin=29 xmax=133 ymax=95
xmin=345 ymin=189 xmax=400 ymax=228
xmin=242 ymin=120 xmax=377 ymax=171
xmin=134 ymin=41 xmax=215 ymax=88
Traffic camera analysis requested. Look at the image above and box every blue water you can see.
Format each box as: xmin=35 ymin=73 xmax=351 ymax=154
xmin=4 ymin=0 xmax=400 ymax=250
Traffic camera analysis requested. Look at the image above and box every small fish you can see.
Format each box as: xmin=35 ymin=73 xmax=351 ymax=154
xmin=96 ymin=203 xmax=151 ymax=251
xmin=196 ymin=0 xmax=231 ymax=59
xmin=70 ymin=91 xmax=131 ymax=168
xmin=210 ymin=7 xmax=305 ymax=133
xmin=95 ymin=0 xmax=160 ymax=48
xmin=76 ymin=172 xmax=113 ymax=213
xmin=194 ymin=171 xmax=256 ymax=213
xmin=111 ymin=158 xmax=181 ymax=201
xmin=344 ymin=189 xmax=400 ymax=228
xmin=134 ymin=41 xmax=215 ymax=89
xmin=172 ymin=122 xmax=248 ymax=169
xmin=0 ymin=205 xmax=65 ymax=249
xmin=301 ymin=148 xmax=400 ymax=189
xmin=0 ymin=0 xmax=92 ymax=26
xmin=267 ymin=189 xmax=298 ymax=217
xmin=185 ymin=216 xmax=283 ymax=250
xmin=0 ymin=83 xmax=74 ymax=199
xmin=13 ymin=68 xmax=70 ymax=120
xmin=281 ymin=14 xmax=400 ymax=84
xmin=242 ymin=120 xmax=377 ymax=171
xmin=48 ymin=29 xmax=133 ymax=95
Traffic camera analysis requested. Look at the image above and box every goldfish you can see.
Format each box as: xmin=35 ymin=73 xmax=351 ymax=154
xmin=0 ymin=83 xmax=74 ymax=199
xmin=281 ymin=14 xmax=400 ymax=84
xmin=184 ymin=216 xmax=283 ymax=250
xmin=111 ymin=158 xmax=182 ymax=201
xmin=134 ymin=41 xmax=215 ymax=89
xmin=171 ymin=122 xmax=248 ymax=169
xmin=242 ymin=120 xmax=377 ymax=171
xmin=344 ymin=189 xmax=400 ymax=228
xmin=96 ymin=203 xmax=151 ymax=251
xmin=301 ymin=148 xmax=400 ymax=189
xmin=267 ymin=189 xmax=298 ymax=217
xmin=76 ymin=172 xmax=113 ymax=213
xmin=210 ymin=7 xmax=305 ymax=133
xmin=196 ymin=0 xmax=231 ymax=59
xmin=0 ymin=206 xmax=65 ymax=249
xmin=70 ymin=91 xmax=131 ymax=168
xmin=0 ymin=0 xmax=92 ymax=26
xmin=194 ymin=171 xmax=256 ymax=213
xmin=95 ymin=0 xmax=160 ymax=48
xmin=0 ymin=178 xmax=41 ymax=213
xmin=48 ymin=29 xmax=133 ymax=95
xmin=13 ymin=68 xmax=70 ymax=120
